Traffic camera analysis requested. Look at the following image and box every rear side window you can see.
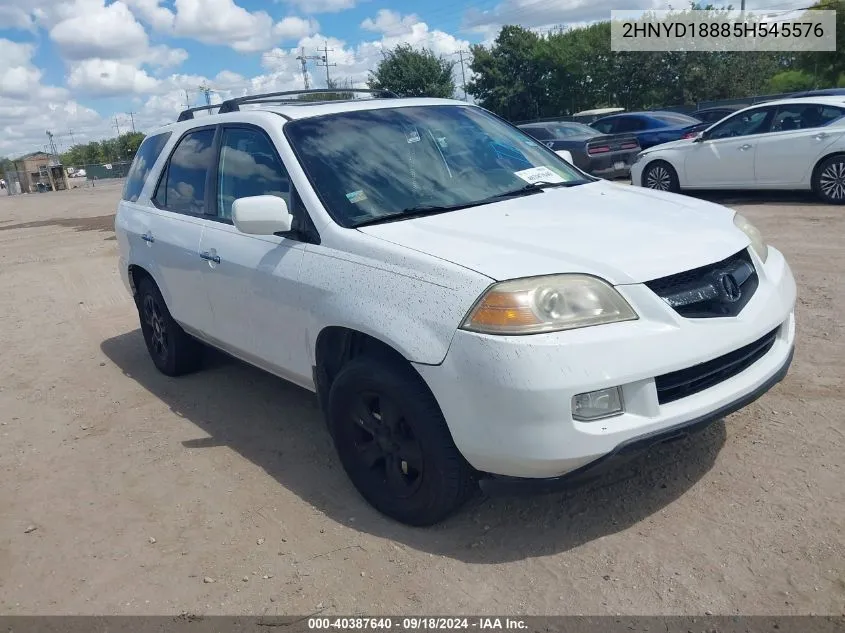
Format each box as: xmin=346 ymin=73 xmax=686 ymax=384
xmin=520 ymin=126 xmax=552 ymax=141
xmin=591 ymin=119 xmax=616 ymax=134
xmin=153 ymin=128 xmax=216 ymax=215
xmin=121 ymin=132 xmax=171 ymax=202
xmin=615 ymin=117 xmax=646 ymax=132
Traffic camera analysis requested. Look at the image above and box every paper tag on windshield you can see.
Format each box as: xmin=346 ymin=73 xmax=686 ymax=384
xmin=514 ymin=166 xmax=565 ymax=184
xmin=346 ymin=190 xmax=367 ymax=204
xmin=405 ymin=127 xmax=421 ymax=143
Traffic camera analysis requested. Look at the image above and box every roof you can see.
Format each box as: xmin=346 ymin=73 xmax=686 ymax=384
xmin=732 ymin=96 xmax=845 ymax=111
xmin=17 ymin=151 xmax=51 ymax=160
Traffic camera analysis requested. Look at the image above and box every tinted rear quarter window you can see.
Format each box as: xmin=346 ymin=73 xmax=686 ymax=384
xmin=121 ymin=132 xmax=172 ymax=202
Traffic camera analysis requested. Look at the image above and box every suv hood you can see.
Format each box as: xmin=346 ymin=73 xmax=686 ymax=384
xmin=357 ymin=181 xmax=748 ymax=284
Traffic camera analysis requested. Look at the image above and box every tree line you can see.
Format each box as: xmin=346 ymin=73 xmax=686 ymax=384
xmin=366 ymin=0 xmax=845 ymax=122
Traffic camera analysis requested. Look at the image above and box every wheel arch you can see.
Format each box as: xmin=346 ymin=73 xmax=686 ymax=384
xmin=313 ymin=326 xmax=421 ymax=412
xmin=811 ymin=151 xmax=845 ymax=188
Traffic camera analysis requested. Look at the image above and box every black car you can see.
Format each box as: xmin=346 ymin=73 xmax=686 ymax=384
xmin=689 ymin=106 xmax=742 ymax=125
xmin=517 ymin=120 xmax=641 ymax=178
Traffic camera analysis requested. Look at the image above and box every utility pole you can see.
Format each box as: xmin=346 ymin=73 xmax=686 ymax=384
xmin=68 ymin=129 xmax=76 ymax=146
xmin=127 ymin=112 xmax=137 ymax=134
xmin=296 ymin=46 xmax=321 ymax=89
xmin=198 ymin=82 xmax=212 ymax=105
xmin=46 ymin=131 xmax=59 ymax=160
xmin=316 ymin=41 xmax=336 ymax=85
xmin=453 ymin=50 xmax=471 ymax=101
xmin=183 ymin=89 xmax=192 ymax=109
xmin=113 ymin=115 xmax=121 ymax=136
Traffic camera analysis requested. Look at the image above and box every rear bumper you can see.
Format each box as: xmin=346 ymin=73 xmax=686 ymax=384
xmin=479 ymin=344 xmax=793 ymax=494
xmin=586 ymin=151 xmax=638 ymax=178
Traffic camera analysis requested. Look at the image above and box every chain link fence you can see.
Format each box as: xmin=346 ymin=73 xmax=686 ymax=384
xmin=65 ymin=162 xmax=131 ymax=189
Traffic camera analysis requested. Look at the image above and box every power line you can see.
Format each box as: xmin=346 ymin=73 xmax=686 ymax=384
xmin=316 ymin=41 xmax=337 ymax=85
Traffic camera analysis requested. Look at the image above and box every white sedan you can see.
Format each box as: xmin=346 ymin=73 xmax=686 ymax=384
xmin=631 ymin=96 xmax=845 ymax=203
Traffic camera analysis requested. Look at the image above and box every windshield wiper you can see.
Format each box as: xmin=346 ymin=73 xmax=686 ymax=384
xmin=352 ymin=180 xmax=586 ymax=228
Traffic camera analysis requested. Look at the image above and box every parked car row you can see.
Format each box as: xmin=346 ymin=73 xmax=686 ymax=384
xmin=630 ymin=96 xmax=845 ymax=204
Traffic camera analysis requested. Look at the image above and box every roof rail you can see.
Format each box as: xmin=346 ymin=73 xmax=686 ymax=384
xmin=177 ymin=104 xmax=224 ymax=122
xmin=176 ymin=88 xmax=399 ymax=123
xmin=216 ymin=88 xmax=398 ymax=114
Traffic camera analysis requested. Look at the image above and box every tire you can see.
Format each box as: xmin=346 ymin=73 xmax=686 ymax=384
xmin=642 ymin=160 xmax=680 ymax=193
xmin=327 ymin=356 xmax=476 ymax=526
xmin=136 ymin=277 xmax=204 ymax=376
xmin=813 ymin=155 xmax=845 ymax=204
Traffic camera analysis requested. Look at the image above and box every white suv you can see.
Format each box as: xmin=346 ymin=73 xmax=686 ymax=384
xmin=116 ymin=90 xmax=796 ymax=526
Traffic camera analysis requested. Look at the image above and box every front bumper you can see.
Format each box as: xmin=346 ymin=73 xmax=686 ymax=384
xmin=414 ymin=247 xmax=796 ymax=479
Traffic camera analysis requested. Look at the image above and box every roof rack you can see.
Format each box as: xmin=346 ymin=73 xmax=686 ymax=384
xmin=176 ymin=88 xmax=399 ymax=121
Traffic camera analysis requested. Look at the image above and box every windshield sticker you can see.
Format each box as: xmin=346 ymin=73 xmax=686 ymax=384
xmin=345 ymin=190 xmax=367 ymax=204
xmin=435 ymin=136 xmax=448 ymax=148
xmin=523 ymin=140 xmax=538 ymax=147
xmin=405 ymin=127 xmax=421 ymax=143
xmin=514 ymin=166 xmax=566 ymax=184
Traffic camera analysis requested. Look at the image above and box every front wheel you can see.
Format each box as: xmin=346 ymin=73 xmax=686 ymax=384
xmin=642 ymin=160 xmax=680 ymax=193
xmin=813 ymin=155 xmax=845 ymax=204
xmin=327 ymin=357 xmax=476 ymax=526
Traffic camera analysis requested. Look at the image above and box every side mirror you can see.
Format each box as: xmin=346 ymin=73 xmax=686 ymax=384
xmin=693 ymin=131 xmax=706 ymax=142
xmin=232 ymin=195 xmax=293 ymax=235
xmin=555 ymin=149 xmax=574 ymax=163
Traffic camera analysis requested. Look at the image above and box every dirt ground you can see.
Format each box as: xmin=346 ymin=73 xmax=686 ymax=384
xmin=0 ymin=180 xmax=842 ymax=616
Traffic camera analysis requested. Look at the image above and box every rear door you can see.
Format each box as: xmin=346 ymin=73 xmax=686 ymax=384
xmin=197 ymin=124 xmax=310 ymax=384
xmin=146 ymin=127 xmax=218 ymax=336
xmin=753 ymin=103 xmax=845 ymax=186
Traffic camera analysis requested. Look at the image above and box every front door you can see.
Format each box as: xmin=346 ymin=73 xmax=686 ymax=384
xmin=684 ymin=106 xmax=775 ymax=188
xmin=198 ymin=125 xmax=310 ymax=385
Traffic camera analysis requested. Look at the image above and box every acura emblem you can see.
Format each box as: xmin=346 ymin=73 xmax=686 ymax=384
xmin=718 ymin=272 xmax=742 ymax=302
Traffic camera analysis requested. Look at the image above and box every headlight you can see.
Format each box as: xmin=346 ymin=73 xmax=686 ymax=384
xmin=461 ymin=274 xmax=638 ymax=335
xmin=733 ymin=213 xmax=768 ymax=263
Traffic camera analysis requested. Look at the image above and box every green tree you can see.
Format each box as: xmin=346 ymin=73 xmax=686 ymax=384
xmin=368 ymin=44 xmax=456 ymax=98
xmin=768 ymin=70 xmax=819 ymax=93
xmin=797 ymin=0 xmax=845 ymax=85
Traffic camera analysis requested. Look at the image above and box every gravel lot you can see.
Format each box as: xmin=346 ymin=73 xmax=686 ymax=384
xmin=0 ymin=181 xmax=842 ymax=616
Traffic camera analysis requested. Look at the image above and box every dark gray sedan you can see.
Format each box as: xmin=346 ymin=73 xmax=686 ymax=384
xmin=518 ymin=120 xmax=641 ymax=178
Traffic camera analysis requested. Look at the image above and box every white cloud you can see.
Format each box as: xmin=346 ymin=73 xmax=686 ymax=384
xmin=0 ymin=39 xmax=67 ymax=102
xmin=50 ymin=1 xmax=149 ymax=61
xmin=67 ymin=59 xmax=160 ymax=97
xmin=274 ymin=16 xmax=319 ymax=40
xmin=361 ymin=9 xmax=419 ymax=35
xmin=281 ymin=0 xmax=358 ymax=14
xmin=144 ymin=45 xmax=190 ymax=69
xmin=124 ymin=0 xmax=317 ymax=53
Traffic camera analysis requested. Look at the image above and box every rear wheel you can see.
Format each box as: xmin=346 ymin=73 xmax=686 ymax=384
xmin=327 ymin=356 xmax=476 ymax=526
xmin=642 ymin=160 xmax=680 ymax=193
xmin=813 ymin=155 xmax=845 ymax=204
xmin=136 ymin=277 xmax=203 ymax=376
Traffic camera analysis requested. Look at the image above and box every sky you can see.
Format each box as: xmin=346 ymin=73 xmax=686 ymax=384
xmin=0 ymin=0 xmax=809 ymax=159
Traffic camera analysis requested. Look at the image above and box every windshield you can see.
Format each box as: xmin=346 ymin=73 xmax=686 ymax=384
xmin=285 ymin=105 xmax=588 ymax=227
xmin=547 ymin=122 xmax=600 ymax=138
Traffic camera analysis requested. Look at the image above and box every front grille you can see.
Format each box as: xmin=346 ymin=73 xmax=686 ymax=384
xmin=654 ymin=326 xmax=780 ymax=404
xmin=645 ymin=249 xmax=758 ymax=318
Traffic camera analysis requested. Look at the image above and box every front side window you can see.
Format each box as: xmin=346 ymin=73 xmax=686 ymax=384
xmin=285 ymin=105 xmax=587 ymax=227
xmin=708 ymin=108 xmax=774 ymax=139
xmin=615 ymin=117 xmax=646 ymax=132
xmin=122 ymin=132 xmax=171 ymax=202
xmin=217 ymin=128 xmax=291 ymax=220
xmin=153 ymin=128 xmax=216 ymax=215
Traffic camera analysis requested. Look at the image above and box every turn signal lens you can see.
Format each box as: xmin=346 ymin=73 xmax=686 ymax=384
xmin=462 ymin=274 xmax=638 ymax=335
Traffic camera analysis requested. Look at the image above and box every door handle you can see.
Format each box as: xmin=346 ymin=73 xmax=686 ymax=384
xmin=739 ymin=144 xmax=752 ymax=151
xmin=814 ymin=132 xmax=829 ymax=140
xmin=200 ymin=251 xmax=221 ymax=264
xmin=141 ymin=232 xmax=154 ymax=243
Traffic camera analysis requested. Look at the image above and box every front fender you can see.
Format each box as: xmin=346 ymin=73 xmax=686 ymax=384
xmin=298 ymin=246 xmax=492 ymax=365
